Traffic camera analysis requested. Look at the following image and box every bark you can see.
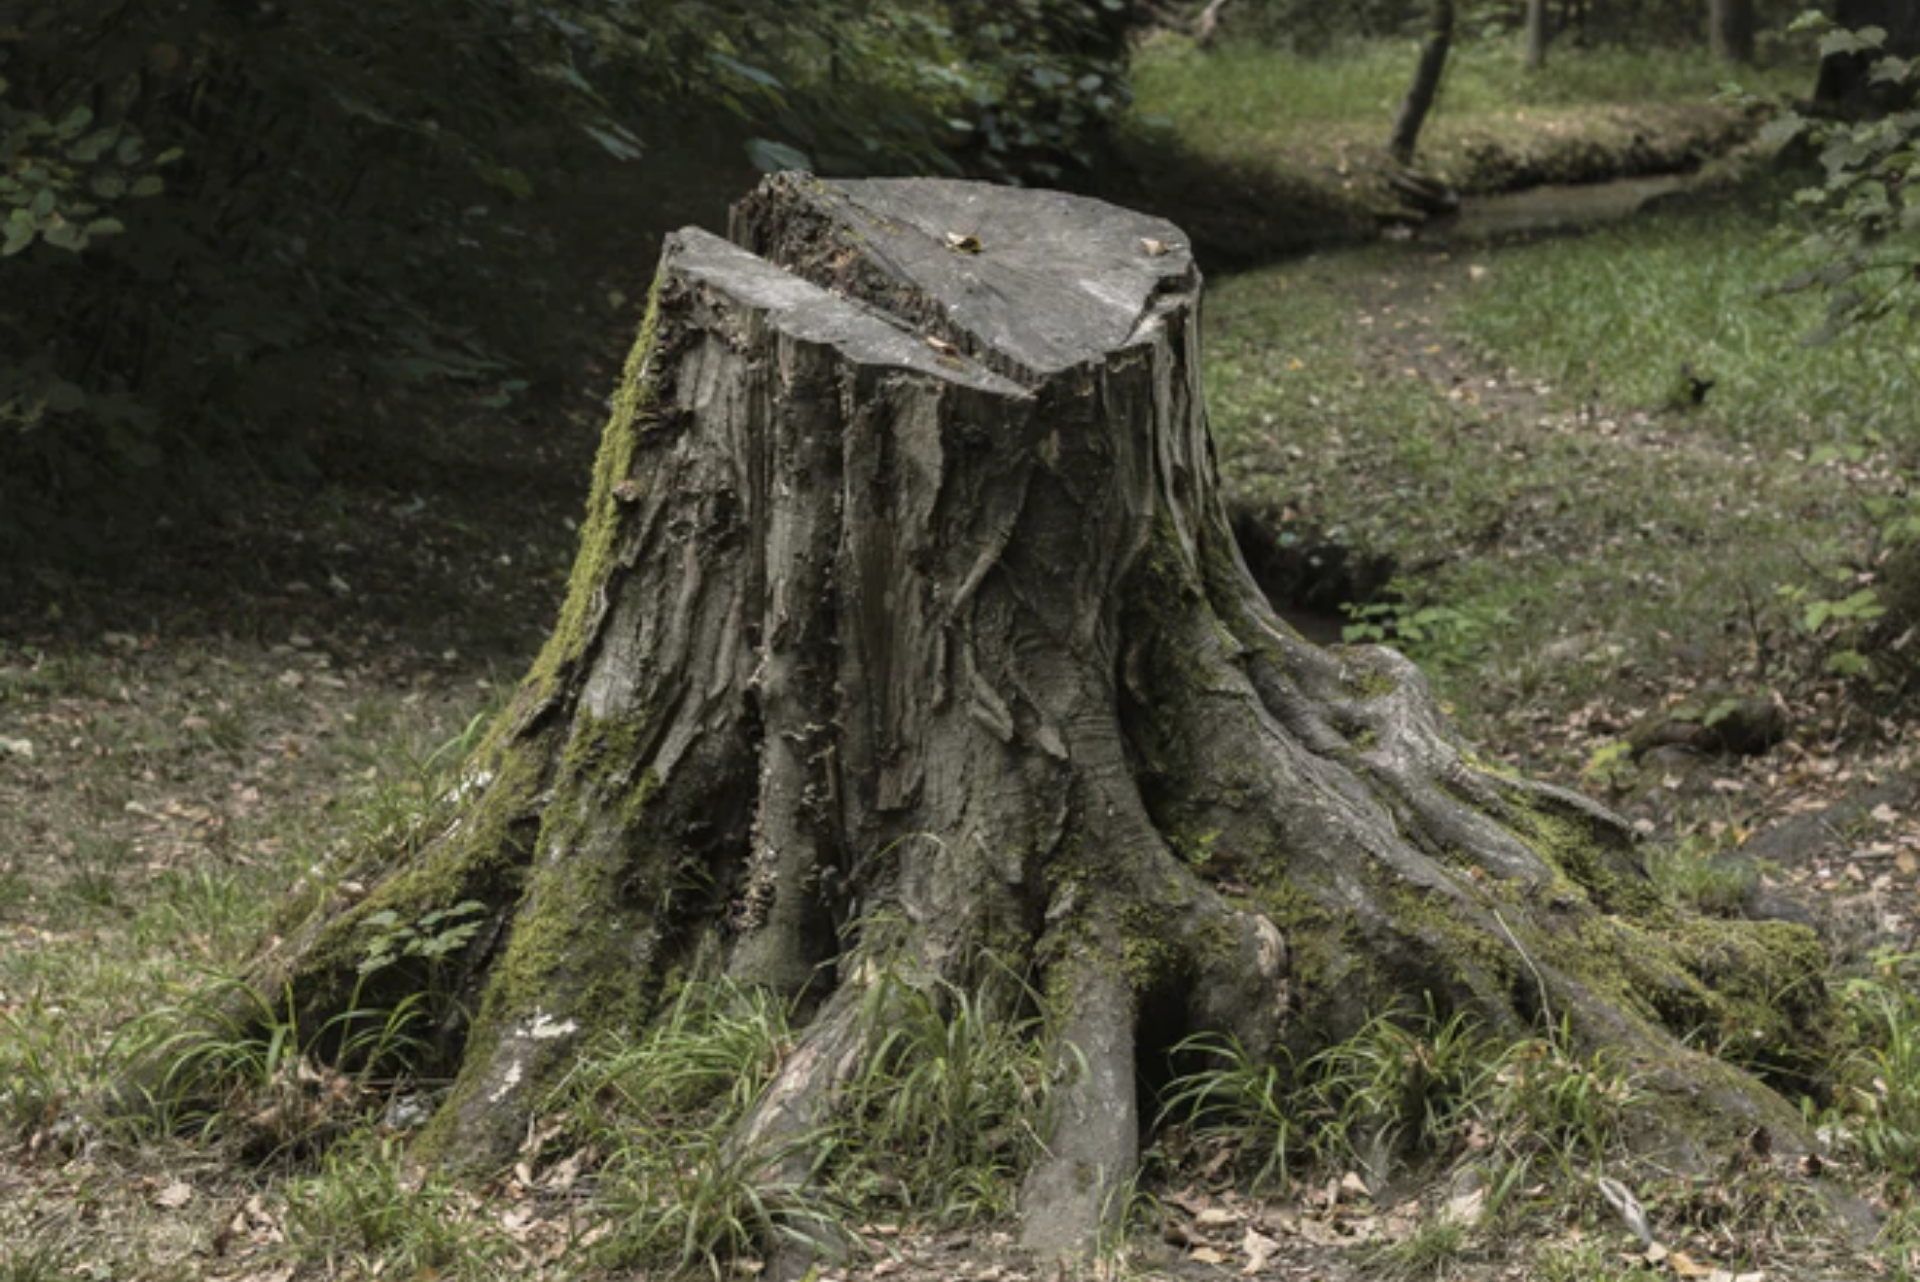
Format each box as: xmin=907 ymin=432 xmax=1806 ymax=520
xmin=1709 ymin=0 xmax=1755 ymax=64
xmin=231 ymin=175 xmax=1827 ymax=1260
xmin=1390 ymin=0 xmax=1456 ymax=166
xmin=1525 ymin=0 xmax=1549 ymax=71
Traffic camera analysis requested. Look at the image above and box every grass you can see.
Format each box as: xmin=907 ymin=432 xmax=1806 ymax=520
xmin=1 ymin=32 xmax=1915 ymax=1282
xmin=1200 ymin=186 xmax=1914 ymax=749
xmin=1128 ymin=34 xmax=1814 ymax=200
xmin=1448 ymin=195 xmax=1920 ymax=441
xmin=1826 ymin=952 xmax=1920 ymax=1178
xmin=1160 ymin=1002 xmax=1637 ymax=1200
xmin=284 ymin=1133 xmax=511 ymax=1277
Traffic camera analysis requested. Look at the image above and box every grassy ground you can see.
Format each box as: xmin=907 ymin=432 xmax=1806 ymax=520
xmin=1121 ymin=34 xmax=1813 ymax=250
xmin=7 ymin=37 xmax=1920 ymax=1282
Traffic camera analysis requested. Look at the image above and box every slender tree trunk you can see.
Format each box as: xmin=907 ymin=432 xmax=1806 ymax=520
xmin=1390 ymin=0 xmax=1455 ymax=165
xmin=1525 ymin=0 xmax=1549 ymax=70
xmin=1710 ymin=0 xmax=1755 ymax=63
xmin=198 ymin=175 xmax=1830 ymax=1261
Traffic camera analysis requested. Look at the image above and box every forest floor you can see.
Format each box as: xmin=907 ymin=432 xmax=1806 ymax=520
xmin=6 ymin=81 xmax=1918 ymax=1282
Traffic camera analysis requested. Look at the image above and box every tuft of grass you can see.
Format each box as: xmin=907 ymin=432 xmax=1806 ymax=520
xmin=837 ymin=958 xmax=1058 ymax=1222
xmin=0 ymin=999 xmax=83 ymax=1140
xmin=1487 ymin=1025 xmax=1639 ymax=1174
xmin=557 ymin=977 xmax=848 ymax=1278
xmin=1160 ymin=1006 xmax=1637 ymax=1196
xmin=1369 ymin=1213 xmax=1473 ymax=1279
xmin=284 ymin=1132 xmax=509 ymax=1277
xmin=555 ymin=976 xmax=795 ymax=1136
xmin=0 ymin=1233 xmax=79 ymax=1282
xmin=1826 ymin=952 xmax=1920 ymax=1177
xmin=593 ymin=1131 xmax=845 ymax=1280
xmin=111 ymin=974 xmax=426 ymax=1154
xmin=1303 ymin=1000 xmax=1499 ymax=1174
xmin=1645 ymin=838 xmax=1758 ymax=917
xmin=1160 ymin=1032 xmax=1303 ymax=1191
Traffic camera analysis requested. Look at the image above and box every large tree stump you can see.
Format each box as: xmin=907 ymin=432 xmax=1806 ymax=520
xmin=251 ymin=175 xmax=1828 ymax=1257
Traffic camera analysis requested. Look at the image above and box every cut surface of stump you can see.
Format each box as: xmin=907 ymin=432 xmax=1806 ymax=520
xmin=243 ymin=174 xmax=1829 ymax=1259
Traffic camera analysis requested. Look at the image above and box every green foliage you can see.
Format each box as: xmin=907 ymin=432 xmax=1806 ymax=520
xmin=1343 ymin=593 xmax=1512 ymax=672
xmin=838 ymin=958 xmax=1059 ymax=1221
xmin=0 ymin=998 xmax=83 ymax=1139
xmin=553 ymin=977 xmax=795 ymax=1133
xmin=1825 ymin=951 xmax=1920 ymax=1176
xmin=551 ymin=958 xmax=1063 ymax=1273
xmin=1161 ymin=1033 xmax=1302 ymax=1190
xmin=594 ymin=1131 xmax=844 ymax=1279
xmin=284 ymin=1133 xmax=509 ymax=1276
xmin=0 ymin=89 xmax=181 ymax=264
xmin=554 ymin=977 xmax=845 ymax=1275
xmin=1161 ymin=1005 xmax=1638 ymax=1192
xmin=112 ymin=973 xmax=425 ymax=1153
xmin=1752 ymin=13 xmax=1920 ymax=343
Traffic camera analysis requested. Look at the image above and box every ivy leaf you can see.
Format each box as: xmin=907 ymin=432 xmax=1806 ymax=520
xmin=1820 ymin=25 xmax=1886 ymax=58
xmin=53 ymin=105 xmax=94 ymax=139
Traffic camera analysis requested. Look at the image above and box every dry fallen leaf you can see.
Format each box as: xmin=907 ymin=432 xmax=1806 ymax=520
xmin=1196 ymin=1206 xmax=1240 ymax=1227
xmin=944 ymin=231 xmax=983 ymax=254
xmin=1240 ymin=1226 xmax=1279 ymax=1275
xmin=1189 ymin=1246 xmax=1227 ymax=1265
xmin=154 ymin=1180 xmax=194 ymax=1209
xmin=1666 ymin=1250 xmax=1715 ymax=1277
xmin=1140 ymin=237 xmax=1169 ymax=256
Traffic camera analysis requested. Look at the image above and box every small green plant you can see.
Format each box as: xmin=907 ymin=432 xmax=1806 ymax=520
xmin=1368 ymin=1212 xmax=1472 ymax=1279
xmin=284 ymin=1131 xmax=504 ymax=1276
xmin=1161 ymin=1031 xmax=1304 ymax=1191
xmin=593 ymin=1130 xmax=845 ymax=1280
xmin=356 ymin=899 xmax=488 ymax=994
xmin=1343 ymin=595 xmax=1512 ymax=673
xmin=112 ymin=973 xmax=425 ymax=1153
xmin=0 ymin=999 xmax=79 ymax=1138
xmin=1777 ymin=577 xmax=1888 ymax=678
xmin=554 ymin=976 xmax=795 ymax=1137
xmin=838 ymin=956 xmax=1059 ymax=1222
xmin=1488 ymin=1023 xmax=1639 ymax=1173
xmin=1827 ymin=951 xmax=1920 ymax=1176
xmin=1645 ymin=837 xmax=1758 ymax=917
xmin=0 ymin=1230 xmax=79 ymax=1282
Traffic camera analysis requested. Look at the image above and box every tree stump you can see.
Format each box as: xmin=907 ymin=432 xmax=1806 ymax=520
xmin=245 ymin=175 xmax=1828 ymax=1258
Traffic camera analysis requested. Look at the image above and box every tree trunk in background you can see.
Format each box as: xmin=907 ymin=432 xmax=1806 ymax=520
xmin=232 ymin=175 xmax=1828 ymax=1260
xmin=1525 ymin=0 xmax=1550 ymax=69
xmin=1390 ymin=0 xmax=1456 ymax=164
xmin=1710 ymin=0 xmax=1755 ymax=63
xmin=1816 ymin=0 xmax=1920 ymax=114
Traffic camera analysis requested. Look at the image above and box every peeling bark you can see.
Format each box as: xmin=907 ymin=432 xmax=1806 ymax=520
xmin=245 ymin=175 xmax=1829 ymax=1260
